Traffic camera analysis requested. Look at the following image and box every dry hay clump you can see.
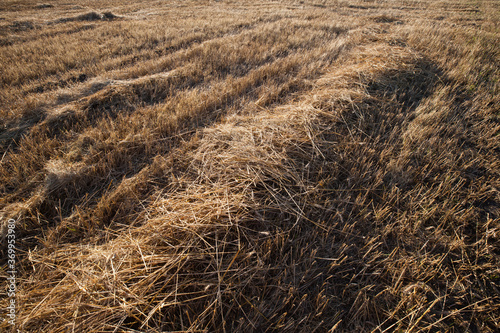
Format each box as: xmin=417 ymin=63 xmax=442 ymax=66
xmin=56 ymin=11 xmax=119 ymax=23
xmin=34 ymin=4 xmax=54 ymax=10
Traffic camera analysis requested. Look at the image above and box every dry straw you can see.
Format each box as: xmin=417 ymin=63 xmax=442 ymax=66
xmin=1 ymin=0 xmax=499 ymax=332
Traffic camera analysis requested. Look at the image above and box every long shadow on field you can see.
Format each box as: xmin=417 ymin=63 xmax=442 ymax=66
xmin=237 ymin=57 xmax=445 ymax=332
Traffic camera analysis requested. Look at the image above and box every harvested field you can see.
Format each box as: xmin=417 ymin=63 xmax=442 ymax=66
xmin=1 ymin=0 xmax=499 ymax=332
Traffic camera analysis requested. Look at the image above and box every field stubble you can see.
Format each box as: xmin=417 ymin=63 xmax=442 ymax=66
xmin=0 ymin=0 xmax=499 ymax=332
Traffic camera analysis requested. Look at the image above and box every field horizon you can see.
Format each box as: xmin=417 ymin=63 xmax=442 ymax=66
xmin=1 ymin=0 xmax=499 ymax=332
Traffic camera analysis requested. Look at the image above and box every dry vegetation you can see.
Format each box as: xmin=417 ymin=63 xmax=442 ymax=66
xmin=1 ymin=0 xmax=499 ymax=331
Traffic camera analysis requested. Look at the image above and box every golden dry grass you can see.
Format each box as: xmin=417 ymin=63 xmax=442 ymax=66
xmin=0 ymin=0 xmax=499 ymax=332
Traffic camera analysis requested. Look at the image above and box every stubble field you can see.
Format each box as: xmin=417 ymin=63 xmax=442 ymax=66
xmin=0 ymin=0 xmax=499 ymax=332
